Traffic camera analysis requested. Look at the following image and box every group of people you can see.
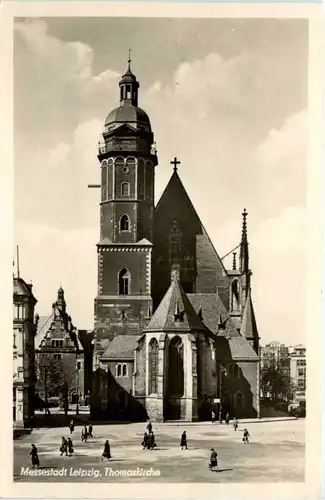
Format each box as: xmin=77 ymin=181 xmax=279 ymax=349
xmin=141 ymin=421 xmax=157 ymax=450
xmin=81 ymin=423 xmax=93 ymax=442
xmin=28 ymin=417 xmax=251 ymax=470
xmin=60 ymin=436 xmax=74 ymax=456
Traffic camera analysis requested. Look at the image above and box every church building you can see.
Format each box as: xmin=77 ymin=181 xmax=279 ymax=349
xmin=91 ymin=57 xmax=260 ymax=421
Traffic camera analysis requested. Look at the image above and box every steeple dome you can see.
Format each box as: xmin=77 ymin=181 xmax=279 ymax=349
xmin=103 ymin=53 xmax=151 ymax=132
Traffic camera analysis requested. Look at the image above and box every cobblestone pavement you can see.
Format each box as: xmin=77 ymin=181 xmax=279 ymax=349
xmin=14 ymin=419 xmax=305 ymax=483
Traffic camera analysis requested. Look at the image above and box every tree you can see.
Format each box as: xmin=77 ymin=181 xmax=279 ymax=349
xmin=260 ymin=361 xmax=296 ymax=402
xmin=35 ymin=353 xmax=76 ymax=415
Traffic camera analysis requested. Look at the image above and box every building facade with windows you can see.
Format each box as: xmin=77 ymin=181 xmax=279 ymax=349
xmin=13 ymin=276 xmax=38 ymax=428
xmin=289 ymin=344 xmax=306 ymax=403
xmin=91 ymin=59 xmax=260 ymax=421
xmin=35 ymin=287 xmax=93 ymax=407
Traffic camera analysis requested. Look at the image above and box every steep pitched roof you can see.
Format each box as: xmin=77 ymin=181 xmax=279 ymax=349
xmin=227 ymin=336 xmax=258 ymax=360
xmin=35 ymin=314 xmax=54 ymax=349
xmin=101 ymin=335 xmax=139 ymax=360
xmin=240 ymin=290 xmax=259 ymax=342
xmin=155 ymin=170 xmax=226 ymax=273
xmin=145 ymin=275 xmax=208 ymax=333
xmin=187 ymin=293 xmax=240 ymax=338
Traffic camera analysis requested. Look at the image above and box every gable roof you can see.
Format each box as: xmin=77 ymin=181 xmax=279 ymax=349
xmin=187 ymin=293 xmax=240 ymax=338
xmin=155 ymin=170 xmax=226 ymax=273
xmin=145 ymin=276 xmax=208 ymax=333
xmin=101 ymin=335 xmax=139 ymax=360
xmin=228 ymin=336 xmax=258 ymax=360
xmin=35 ymin=314 xmax=54 ymax=349
xmin=240 ymin=290 xmax=259 ymax=342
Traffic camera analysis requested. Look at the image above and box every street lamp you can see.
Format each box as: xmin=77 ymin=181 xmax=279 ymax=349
xmin=218 ymin=364 xmax=227 ymax=423
xmin=76 ymin=358 xmax=80 ymax=416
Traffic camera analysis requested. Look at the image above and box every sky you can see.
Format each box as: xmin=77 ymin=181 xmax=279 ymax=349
xmin=14 ymin=17 xmax=308 ymax=346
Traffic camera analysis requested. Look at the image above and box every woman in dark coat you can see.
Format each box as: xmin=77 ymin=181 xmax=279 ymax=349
xmin=60 ymin=437 xmax=68 ymax=456
xmin=67 ymin=437 xmax=74 ymax=456
xmin=148 ymin=432 xmax=156 ymax=450
xmin=81 ymin=425 xmax=88 ymax=442
xmin=209 ymin=448 xmax=218 ymax=470
xmin=180 ymin=431 xmax=188 ymax=450
xmin=30 ymin=444 xmax=39 ymax=468
xmin=141 ymin=432 xmax=149 ymax=450
xmin=101 ymin=440 xmax=111 ymax=460
xmin=69 ymin=420 xmax=75 ymax=434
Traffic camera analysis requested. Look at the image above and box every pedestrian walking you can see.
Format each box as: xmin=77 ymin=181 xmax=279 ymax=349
xmin=69 ymin=420 xmax=75 ymax=434
xmin=146 ymin=421 xmax=152 ymax=433
xmin=148 ymin=431 xmax=156 ymax=450
xmin=180 ymin=431 xmax=188 ymax=450
xmin=242 ymin=428 xmax=250 ymax=443
xmin=101 ymin=440 xmax=111 ymax=460
xmin=88 ymin=424 xmax=93 ymax=438
xmin=225 ymin=413 xmax=230 ymax=425
xmin=60 ymin=437 xmax=68 ymax=456
xmin=211 ymin=410 xmax=216 ymax=424
xmin=81 ymin=425 xmax=88 ymax=442
xmin=67 ymin=437 xmax=74 ymax=456
xmin=233 ymin=417 xmax=238 ymax=431
xmin=30 ymin=444 xmax=40 ymax=469
xmin=141 ymin=432 xmax=149 ymax=450
xmin=209 ymin=448 xmax=218 ymax=471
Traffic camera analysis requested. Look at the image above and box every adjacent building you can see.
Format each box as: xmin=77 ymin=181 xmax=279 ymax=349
xmin=91 ymin=58 xmax=260 ymax=421
xmin=35 ymin=287 xmax=93 ymax=407
xmin=289 ymin=344 xmax=306 ymax=403
xmin=13 ymin=275 xmax=38 ymax=428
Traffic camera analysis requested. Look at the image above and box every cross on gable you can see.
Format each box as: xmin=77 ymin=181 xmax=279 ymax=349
xmin=170 ymin=157 xmax=181 ymax=172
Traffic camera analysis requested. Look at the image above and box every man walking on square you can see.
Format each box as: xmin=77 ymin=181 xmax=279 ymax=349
xmin=180 ymin=431 xmax=188 ymax=450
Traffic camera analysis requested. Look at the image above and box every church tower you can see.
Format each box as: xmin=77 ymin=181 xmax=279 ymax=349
xmin=94 ymin=56 xmax=158 ymax=366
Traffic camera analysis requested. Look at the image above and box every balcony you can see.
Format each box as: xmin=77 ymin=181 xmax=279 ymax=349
xmin=98 ymin=139 xmax=157 ymax=157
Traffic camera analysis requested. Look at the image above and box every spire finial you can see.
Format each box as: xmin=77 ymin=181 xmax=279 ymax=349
xmin=232 ymin=252 xmax=237 ymax=270
xmin=128 ymin=48 xmax=132 ymax=70
xmin=242 ymin=208 xmax=248 ymax=241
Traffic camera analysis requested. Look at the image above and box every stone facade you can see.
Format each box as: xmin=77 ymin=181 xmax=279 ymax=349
xmin=13 ymin=276 xmax=38 ymax=428
xmin=35 ymin=288 xmax=93 ymax=407
xmin=91 ymin=59 xmax=260 ymax=421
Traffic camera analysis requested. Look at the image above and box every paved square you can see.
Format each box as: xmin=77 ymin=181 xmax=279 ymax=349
xmin=14 ymin=419 xmax=305 ymax=483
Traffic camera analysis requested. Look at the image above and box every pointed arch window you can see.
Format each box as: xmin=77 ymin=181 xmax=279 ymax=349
xmin=148 ymin=338 xmax=159 ymax=395
xmin=118 ymin=268 xmax=130 ymax=295
xmin=169 ymin=221 xmax=182 ymax=261
xmin=121 ymin=182 xmax=130 ymax=197
xmin=234 ymin=392 xmax=244 ymax=411
xmin=231 ymin=279 xmax=240 ymax=311
xmin=183 ymin=253 xmax=195 ymax=274
xmin=120 ymin=215 xmax=130 ymax=232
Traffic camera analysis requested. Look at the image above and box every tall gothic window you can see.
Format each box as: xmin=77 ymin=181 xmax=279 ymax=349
xmin=121 ymin=182 xmax=130 ymax=196
xmin=167 ymin=336 xmax=184 ymax=397
xmin=118 ymin=268 xmax=130 ymax=295
xmin=148 ymin=338 xmax=159 ymax=394
xmin=169 ymin=221 xmax=182 ymax=262
xmin=234 ymin=392 xmax=244 ymax=411
xmin=231 ymin=279 xmax=240 ymax=311
xmin=120 ymin=215 xmax=130 ymax=231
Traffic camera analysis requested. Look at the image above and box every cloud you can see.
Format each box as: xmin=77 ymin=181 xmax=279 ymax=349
xmin=15 ymin=220 xmax=98 ymax=328
xmin=14 ymin=19 xmax=307 ymax=345
xmin=15 ymin=19 xmax=119 ymax=147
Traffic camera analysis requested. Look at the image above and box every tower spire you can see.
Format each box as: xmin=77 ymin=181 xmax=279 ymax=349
xmin=128 ymin=48 xmax=132 ymax=71
xmin=240 ymin=208 xmax=249 ymax=273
